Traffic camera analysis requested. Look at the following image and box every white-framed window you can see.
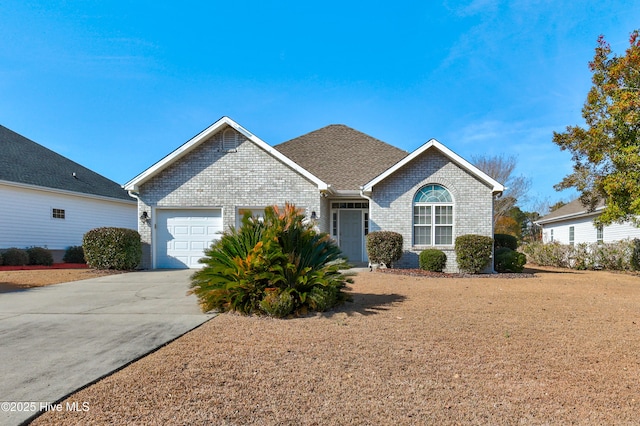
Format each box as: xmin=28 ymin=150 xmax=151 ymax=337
xmin=597 ymin=225 xmax=603 ymax=243
xmin=413 ymin=184 xmax=453 ymax=246
xmin=569 ymin=226 xmax=575 ymax=246
xmin=550 ymin=229 xmax=554 ymax=242
xmin=52 ymin=208 xmax=65 ymax=219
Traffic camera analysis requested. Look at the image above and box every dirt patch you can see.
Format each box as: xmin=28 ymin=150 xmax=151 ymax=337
xmin=31 ymin=266 xmax=640 ymax=425
xmin=0 ymin=268 xmax=122 ymax=292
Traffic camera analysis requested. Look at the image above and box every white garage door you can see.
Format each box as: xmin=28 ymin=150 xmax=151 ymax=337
xmin=156 ymin=209 xmax=223 ymax=268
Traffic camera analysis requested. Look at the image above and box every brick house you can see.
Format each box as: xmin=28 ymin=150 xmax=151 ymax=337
xmin=124 ymin=117 xmax=503 ymax=271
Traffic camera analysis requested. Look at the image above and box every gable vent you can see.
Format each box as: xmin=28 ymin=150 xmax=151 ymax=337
xmin=222 ymin=128 xmax=238 ymax=151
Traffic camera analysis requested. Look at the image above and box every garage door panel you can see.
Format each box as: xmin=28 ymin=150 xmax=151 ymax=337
xmin=156 ymin=209 xmax=222 ymax=269
xmin=191 ymin=226 xmax=205 ymax=235
xmin=174 ymin=241 xmax=189 ymax=250
xmin=174 ymin=226 xmax=189 ymax=235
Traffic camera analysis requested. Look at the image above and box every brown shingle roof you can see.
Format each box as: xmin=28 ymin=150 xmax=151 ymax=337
xmin=538 ymin=198 xmax=605 ymax=223
xmin=274 ymin=124 xmax=408 ymax=190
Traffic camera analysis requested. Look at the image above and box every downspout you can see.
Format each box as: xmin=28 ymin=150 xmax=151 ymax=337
xmin=491 ymin=189 xmax=504 ymax=274
xmin=360 ymin=187 xmax=374 ymax=267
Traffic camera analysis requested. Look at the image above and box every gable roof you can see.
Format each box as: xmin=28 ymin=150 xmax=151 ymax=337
xmin=362 ymin=139 xmax=504 ymax=194
xmin=124 ymin=116 xmax=328 ymax=192
xmin=0 ymin=125 xmax=133 ymax=202
xmin=274 ymin=124 xmax=408 ymax=191
xmin=536 ymin=198 xmax=606 ymax=225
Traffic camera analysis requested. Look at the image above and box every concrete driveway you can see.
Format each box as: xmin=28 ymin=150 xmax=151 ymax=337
xmin=0 ymin=270 xmax=214 ymax=425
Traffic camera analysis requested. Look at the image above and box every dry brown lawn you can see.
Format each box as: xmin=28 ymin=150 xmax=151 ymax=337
xmin=30 ymin=266 xmax=640 ymax=425
xmin=0 ymin=269 xmax=119 ymax=291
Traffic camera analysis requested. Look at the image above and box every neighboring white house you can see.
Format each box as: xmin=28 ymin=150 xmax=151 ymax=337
xmin=0 ymin=125 xmax=137 ymax=261
xmin=536 ymin=198 xmax=640 ymax=245
xmin=124 ymin=116 xmax=504 ymax=271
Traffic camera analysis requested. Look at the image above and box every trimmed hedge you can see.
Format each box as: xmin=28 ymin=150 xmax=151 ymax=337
xmin=2 ymin=248 xmax=29 ymax=266
xmin=83 ymin=227 xmax=142 ymax=270
xmin=494 ymin=247 xmax=526 ymax=273
xmin=494 ymin=233 xmax=518 ymax=251
xmin=63 ymin=245 xmax=85 ymax=264
xmin=27 ymin=247 xmax=53 ymax=266
xmin=455 ymin=234 xmax=493 ymax=274
xmin=419 ymin=249 xmax=447 ymax=272
xmin=366 ymin=231 xmax=403 ymax=267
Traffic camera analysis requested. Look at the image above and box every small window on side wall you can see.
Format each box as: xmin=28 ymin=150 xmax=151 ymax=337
xmin=569 ymin=226 xmax=575 ymax=246
xmin=52 ymin=208 xmax=65 ymax=219
xmin=597 ymin=225 xmax=603 ymax=243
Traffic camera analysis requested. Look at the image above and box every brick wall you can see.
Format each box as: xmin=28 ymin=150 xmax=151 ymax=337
xmin=369 ymin=148 xmax=494 ymax=272
xmin=136 ymin=128 xmax=322 ymax=269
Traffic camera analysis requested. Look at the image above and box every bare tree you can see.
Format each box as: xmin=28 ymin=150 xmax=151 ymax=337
xmin=473 ymin=154 xmax=531 ymax=226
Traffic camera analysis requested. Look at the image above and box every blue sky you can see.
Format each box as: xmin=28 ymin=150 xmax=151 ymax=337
xmin=2 ymin=1 xmax=638 ymax=211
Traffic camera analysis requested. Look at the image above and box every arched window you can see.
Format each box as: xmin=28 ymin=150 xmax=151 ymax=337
xmin=413 ymin=184 xmax=454 ymax=245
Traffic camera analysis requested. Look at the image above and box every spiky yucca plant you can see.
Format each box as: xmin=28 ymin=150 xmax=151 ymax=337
xmin=191 ymin=203 xmax=352 ymax=317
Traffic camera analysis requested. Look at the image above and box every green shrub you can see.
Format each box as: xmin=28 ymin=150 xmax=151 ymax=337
xmin=494 ymin=247 xmax=526 ymax=273
xmin=455 ymin=234 xmax=493 ymax=274
xmin=191 ymin=203 xmax=352 ymax=317
xmin=63 ymin=245 xmax=85 ymax=263
xmin=419 ymin=249 xmax=447 ymax=272
xmin=2 ymin=248 xmax=29 ymax=266
xmin=259 ymin=288 xmax=295 ymax=318
xmin=494 ymin=233 xmax=518 ymax=251
xmin=27 ymin=247 xmax=53 ymax=266
xmin=83 ymin=227 xmax=142 ymax=270
xmin=366 ymin=231 xmax=403 ymax=267
xmin=0 ymin=252 xmax=3 ymax=266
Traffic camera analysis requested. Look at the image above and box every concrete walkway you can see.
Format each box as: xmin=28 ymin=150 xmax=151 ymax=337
xmin=0 ymin=270 xmax=214 ymax=425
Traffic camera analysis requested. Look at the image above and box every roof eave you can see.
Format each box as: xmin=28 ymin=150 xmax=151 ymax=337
xmin=123 ymin=116 xmax=329 ymax=192
xmin=362 ymin=139 xmax=505 ymax=193
xmin=536 ymin=208 xmax=604 ymax=225
xmin=1 ymin=179 xmax=136 ymax=204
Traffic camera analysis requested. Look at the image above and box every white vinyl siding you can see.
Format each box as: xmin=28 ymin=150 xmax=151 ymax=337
xmin=0 ymin=183 xmax=136 ymax=250
xmin=542 ymin=215 xmax=640 ymax=245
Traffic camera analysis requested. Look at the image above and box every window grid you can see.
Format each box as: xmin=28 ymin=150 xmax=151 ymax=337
xmin=413 ymin=185 xmax=453 ymax=246
xmin=597 ymin=225 xmax=603 ymax=243
xmin=364 ymin=212 xmax=369 ymax=236
xmin=52 ymin=208 xmax=65 ymax=219
xmin=569 ymin=226 xmax=575 ymax=246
